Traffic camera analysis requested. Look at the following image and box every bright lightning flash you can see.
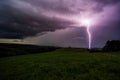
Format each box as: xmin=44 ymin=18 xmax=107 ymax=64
xmin=81 ymin=18 xmax=92 ymax=49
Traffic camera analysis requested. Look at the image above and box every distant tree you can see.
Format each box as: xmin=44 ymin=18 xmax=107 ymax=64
xmin=103 ymin=40 xmax=120 ymax=52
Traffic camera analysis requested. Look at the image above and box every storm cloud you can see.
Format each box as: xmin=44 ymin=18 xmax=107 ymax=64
xmin=0 ymin=0 xmax=120 ymax=38
xmin=0 ymin=0 xmax=74 ymax=38
xmin=0 ymin=0 xmax=120 ymax=48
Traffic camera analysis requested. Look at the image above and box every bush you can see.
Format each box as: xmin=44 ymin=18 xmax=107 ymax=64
xmin=103 ymin=40 xmax=120 ymax=52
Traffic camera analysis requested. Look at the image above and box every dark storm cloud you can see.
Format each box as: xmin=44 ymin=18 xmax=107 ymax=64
xmin=25 ymin=0 xmax=75 ymax=14
xmin=94 ymin=0 xmax=120 ymax=4
xmin=0 ymin=0 xmax=120 ymax=39
xmin=0 ymin=0 xmax=74 ymax=38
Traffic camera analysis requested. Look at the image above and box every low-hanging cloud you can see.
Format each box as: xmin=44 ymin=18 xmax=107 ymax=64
xmin=0 ymin=0 xmax=120 ymax=38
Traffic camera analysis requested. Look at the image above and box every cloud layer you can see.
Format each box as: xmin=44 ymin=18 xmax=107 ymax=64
xmin=0 ymin=0 xmax=120 ymax=48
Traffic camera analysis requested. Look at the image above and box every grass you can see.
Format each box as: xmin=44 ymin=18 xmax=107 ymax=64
xmin=0 ymin=48 xmax=120 ymax=80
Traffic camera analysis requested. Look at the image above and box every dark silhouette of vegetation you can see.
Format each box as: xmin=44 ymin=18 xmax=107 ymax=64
xmin=1 ymin=40 xmax=120 ymax=58
xmin=103 ymin=40 xmax=120 ymax=52
xmin=0 ymin=43 xmax=60 ymax=57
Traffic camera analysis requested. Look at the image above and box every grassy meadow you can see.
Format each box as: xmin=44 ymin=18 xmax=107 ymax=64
xmin=0 ymin=48 xmax=120 ymax=80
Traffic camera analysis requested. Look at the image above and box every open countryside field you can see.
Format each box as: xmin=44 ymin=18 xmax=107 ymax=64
xmin=0 ymin=48 xmax=120 ymax=80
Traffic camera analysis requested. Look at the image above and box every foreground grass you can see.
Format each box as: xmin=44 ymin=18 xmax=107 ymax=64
xmin=0 ymin=48 xmax=120 ymax=80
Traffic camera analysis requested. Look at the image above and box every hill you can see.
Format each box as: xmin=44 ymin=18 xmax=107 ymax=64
xmin=0 ymin=43 xmax=59 ymax=57
xmin=0 ymin=48 xmax=120 ymax=80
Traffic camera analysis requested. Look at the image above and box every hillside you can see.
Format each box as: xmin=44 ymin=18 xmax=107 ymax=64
xmin=0 ymin=43 xmax=59 ymax=57
xmin=0 ymin=49 xmax=120 ymax=80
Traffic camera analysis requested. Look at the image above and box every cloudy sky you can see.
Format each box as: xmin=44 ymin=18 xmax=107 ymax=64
xmin=0 ymin=0 xmax=120 ymax=48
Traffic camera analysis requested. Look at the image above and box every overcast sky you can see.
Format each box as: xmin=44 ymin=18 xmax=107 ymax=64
xmin=0 ymin=0 xmax=120 ymax=48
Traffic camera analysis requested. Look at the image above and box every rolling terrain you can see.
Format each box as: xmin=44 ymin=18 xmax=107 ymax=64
xmin=0 ymin=48 xmax=120 ymax=80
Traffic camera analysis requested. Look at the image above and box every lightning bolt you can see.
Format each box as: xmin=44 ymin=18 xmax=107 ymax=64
xmin=87 ymin=24 xmax=91 ymax=49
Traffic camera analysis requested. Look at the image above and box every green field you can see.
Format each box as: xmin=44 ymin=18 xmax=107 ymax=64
xmin=0 ymin=48 xmax=120 ymax=80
